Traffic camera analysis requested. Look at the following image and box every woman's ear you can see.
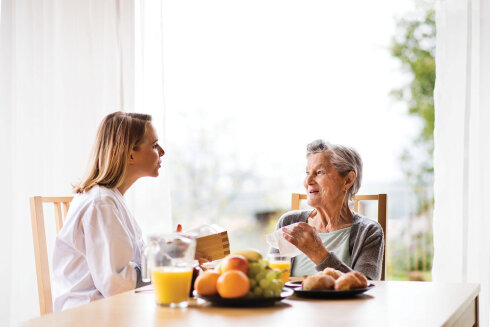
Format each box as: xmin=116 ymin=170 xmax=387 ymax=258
xmin=344 ymin=171 xmax=356 ymax=190
xmin=128 ymin=151 xmax=135 ymax=164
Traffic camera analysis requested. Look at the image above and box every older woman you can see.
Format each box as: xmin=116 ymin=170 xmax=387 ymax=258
xmin=273 ymin=140 xmax=384 ymax=280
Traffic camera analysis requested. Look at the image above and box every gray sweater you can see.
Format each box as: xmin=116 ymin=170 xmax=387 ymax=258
xmin=270 ymin=209 xmax=384 ymax=280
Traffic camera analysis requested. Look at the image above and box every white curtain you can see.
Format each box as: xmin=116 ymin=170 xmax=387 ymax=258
xmin=129 ymin=0 xmax=171 ymax=234
xmin=0 ymin=0 xmax=169 ymax=325
xmin=433 ymin=0 xmax=490 ymax=325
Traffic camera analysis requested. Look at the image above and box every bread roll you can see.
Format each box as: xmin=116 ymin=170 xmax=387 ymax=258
xmin=322 ymin=267 xmax=343 ymax=280
xmin=334 ymin=271 xmax=367 ymax=291
xmin=302 ymin=274 xmax=335 ymax=290
xmin=350 ymin=271 xmax=368 ymax=288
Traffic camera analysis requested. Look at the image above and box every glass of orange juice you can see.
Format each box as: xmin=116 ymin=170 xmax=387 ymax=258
xmin=142 ymin=233 xmax=196 ymax=307
xmin=267 ymin=254 xmax=291 ymax=283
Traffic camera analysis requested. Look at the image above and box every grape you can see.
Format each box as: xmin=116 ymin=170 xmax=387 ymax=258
xmin=253 ymin=286 xmax=263 ymax=297
xmin=259 ymin=278 xmax=271 ymax=289
xmin=271 ymin=279 xmax=283 ymax=292
xmin=255 ymin=271 xmax=266 ymax=282
xmin=246 ymin=259 xmax=288 ymax=299
xmin=249 ymin=263 xmax=261 ymax=276
xmin=266 ymin=270 xmax=276 ymax=281
xmin=263 ymin=289 xmax=274 ymax=298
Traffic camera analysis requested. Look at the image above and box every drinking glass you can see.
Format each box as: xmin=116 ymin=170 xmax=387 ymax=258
xmin=267 ymin=254 xmax=292 ymax=283
xmin=142 ymin=233 xmax=196 ymax=307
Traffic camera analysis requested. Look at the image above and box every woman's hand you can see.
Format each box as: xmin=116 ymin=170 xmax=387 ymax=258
xmin=282 ymin=222 xmax=329 ymax=265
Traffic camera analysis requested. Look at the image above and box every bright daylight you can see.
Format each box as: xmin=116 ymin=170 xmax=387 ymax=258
xmin=1 ymin=0 xmax=489 ymax=326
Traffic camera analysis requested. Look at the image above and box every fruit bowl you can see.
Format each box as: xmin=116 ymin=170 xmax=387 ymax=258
xmin=195 ymin=288 xmax=293 ymax=307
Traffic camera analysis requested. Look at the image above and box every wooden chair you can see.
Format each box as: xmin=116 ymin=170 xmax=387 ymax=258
xmin=291 ymin=193 xmax=387 ymax=280
xmin=30 ymin=196 xmax=73 ymax=315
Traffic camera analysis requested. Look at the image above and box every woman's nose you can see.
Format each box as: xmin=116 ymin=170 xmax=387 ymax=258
xmin=158 ymin=146 xmax=165 ymax=157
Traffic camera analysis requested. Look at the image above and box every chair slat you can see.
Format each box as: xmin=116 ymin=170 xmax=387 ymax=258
xmin=354 ymin=199 xmax=359 ymax=212
xmin=62 ymin=202 xmax=70 ymax=218
xmin=30 ymin=196 xmax=53 ymax=315
xmin=54 ymin=202 xmax=63 ymax=233
xmin=30 ymin=195 xmax=73 ymax=315
xmin=354 ymin=195 xmax=380 ymax=201
xmin=377 ymin=194 xmax=387 ymax=281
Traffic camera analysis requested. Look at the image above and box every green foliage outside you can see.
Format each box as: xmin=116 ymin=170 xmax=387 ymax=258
xmin=388 ymin=2 xmax=435 ymax=281
xmin=391 ymin=3 xmax=435 ymax=185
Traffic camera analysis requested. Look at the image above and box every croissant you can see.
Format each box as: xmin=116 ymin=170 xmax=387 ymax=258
xmin=322 ymin=267 xmax=343 ymax=280
xmin=334 ymin=271 xmax=368 ymax=291
xmin=302 ymin=274 xmax=335 ymax=290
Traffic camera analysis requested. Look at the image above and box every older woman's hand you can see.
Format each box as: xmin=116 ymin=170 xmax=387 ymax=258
xmin=282 ymin=222 xmax=329 ymax=265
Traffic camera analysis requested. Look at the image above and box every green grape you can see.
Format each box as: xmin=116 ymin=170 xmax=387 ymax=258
xmin=259 ymin=278 xmax=271 ymax=289
xmin=253 ymin=286 xmax=263 ymax=297
xmin=273 ymin=269 xmax=282 ymax=279
xmin=273 ymin=289 xmax=282 ymax=297
xmin=255 ymin=271 xmax=266 ymax=282
xmin=271 ymin=279 xmax=283 ymax=292
xmin=258 ymin=260 xmax=267 ymax=269
xmin=263 ymin=289 xmax=274 ymax=298
xmin=249 ymin=263 xmax=261 ymax=276
xmin=247 ymin=291 xmax=254 ymax=298
xmin=263 ymin=260 xmax=270 ymax=267
xmin=266 ymin=270 xmax=276 ymax=281
xmin=249 ymin=278 xmax=257 ymax=289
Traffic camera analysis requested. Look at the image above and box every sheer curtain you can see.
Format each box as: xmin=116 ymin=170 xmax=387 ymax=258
xmin=0 ymin=0 xmax=169 ymax=324
xmin=433 ymin=0 xmax=490 ymax=325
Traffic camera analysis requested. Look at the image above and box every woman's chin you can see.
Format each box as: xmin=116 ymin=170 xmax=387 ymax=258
xmin=307 ymin=199 xmax=319 ymax=208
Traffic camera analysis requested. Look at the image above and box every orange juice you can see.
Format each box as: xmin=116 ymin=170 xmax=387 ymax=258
xmin=151 ymin=267 xmax=193 ymax=305
xmin=269 ymin=261 xmax=291 ymax=283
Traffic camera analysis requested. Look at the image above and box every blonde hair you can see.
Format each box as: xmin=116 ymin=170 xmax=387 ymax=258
xmin=74 ymin=111 xmax=152 ymax=193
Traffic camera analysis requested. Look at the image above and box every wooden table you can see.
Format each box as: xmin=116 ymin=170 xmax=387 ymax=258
xmin=23 ymin=281 xmax=480 ymax=327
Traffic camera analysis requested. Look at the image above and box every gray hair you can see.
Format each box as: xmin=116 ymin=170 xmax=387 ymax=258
xmin=306 ymin=139 xmax=363 ymax=201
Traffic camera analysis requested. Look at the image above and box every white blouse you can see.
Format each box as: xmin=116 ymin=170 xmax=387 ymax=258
xmin=52 ymin=185 xmax=144 ymax=312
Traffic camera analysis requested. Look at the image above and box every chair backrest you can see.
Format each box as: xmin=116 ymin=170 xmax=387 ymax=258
xmin=30 ymin=196 xmax=73 ymax=315
xmin=291 ymin=193 xmax=387 ymax=280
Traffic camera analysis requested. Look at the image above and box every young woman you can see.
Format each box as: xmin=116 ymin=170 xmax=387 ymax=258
xmin=52 ymin=112 xmax=165 ymax=311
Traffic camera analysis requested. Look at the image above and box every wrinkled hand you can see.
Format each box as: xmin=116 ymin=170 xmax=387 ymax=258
xmin=282 ymin=222 xmax=329 ymax=265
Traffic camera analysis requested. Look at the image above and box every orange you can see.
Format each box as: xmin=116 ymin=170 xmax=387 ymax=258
xmin=216 ymin=270 xmax=250 ymax=298
xmin=194 ymin=271 xmax=220 ymax=296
